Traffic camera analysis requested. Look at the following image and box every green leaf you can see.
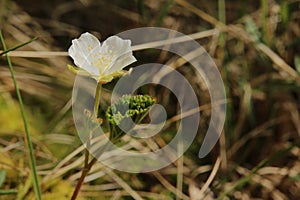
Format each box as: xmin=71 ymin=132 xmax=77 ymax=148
xmin=0 ymin=170 xmax=6 ymax=187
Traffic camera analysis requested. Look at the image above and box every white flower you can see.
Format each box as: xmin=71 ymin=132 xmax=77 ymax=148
xmin=68 ymin=32 xmax=136 ymax=83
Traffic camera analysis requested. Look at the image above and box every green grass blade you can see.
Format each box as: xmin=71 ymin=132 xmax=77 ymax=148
xmin=156 ymin=0 xmax=174 ymax=26
xmin=0 ymin=170 xmax=6 ymax=187
xmin=0 ymin=189 xmax=18 ymax=195
xmin=0 ymin=37 xmax=38 ymax=56
xmin=0 ymin=31 xmax=42 ymax=200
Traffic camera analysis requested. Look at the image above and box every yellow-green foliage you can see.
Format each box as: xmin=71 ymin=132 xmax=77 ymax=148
xmin=0 ymin=92 xmax=44 ymax=136
xmin=42 ymin=180 xmax=86 ymax=200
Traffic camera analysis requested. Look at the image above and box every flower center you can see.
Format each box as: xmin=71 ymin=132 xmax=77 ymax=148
xmin=90 ymin=50 xmax=116 ymax=74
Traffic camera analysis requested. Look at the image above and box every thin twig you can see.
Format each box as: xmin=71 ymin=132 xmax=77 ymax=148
xmin=152 ymin=171 xmax=190 ymax=200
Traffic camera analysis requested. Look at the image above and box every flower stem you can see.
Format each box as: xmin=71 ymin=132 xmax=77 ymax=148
xmin=94 ymin=83 xmax=102 ymax=117
xmin=71 ymin=82 xmax=102 ymax=200
xmin=0 ymin=31 xmax=42 ymax=199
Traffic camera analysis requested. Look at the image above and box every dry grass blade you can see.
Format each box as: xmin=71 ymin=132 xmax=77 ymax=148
xmin=165 ymin=99 xmax=228 ymax=127
xmin=236 ymin=166 xmax=288 ymax=200
xmin=0 ymin=50 xmax=68 ymax=57
xmin=228 ymin=116 xmax=288 ymax=158
xmin=256 ymin=43 xmax=300 ymax=81
xmin=152 ymin=171 xmax=190 ymax=200
xmin=175 ymin=0 xmax=223 ymax=27
xmin=42 ymin=143 xmax=86 ymax=183
xmin=283 ymin=102 xmax=300 ymax=137
xmin=176 ymin=144 xmax=184 ymax=200
xmin=197 ymin=157 xmax=221 ymax=199
xmin=104 ymin=168 xmax=143 ymax=200
xmin=0 ymin=29 xmax=217 ymax=57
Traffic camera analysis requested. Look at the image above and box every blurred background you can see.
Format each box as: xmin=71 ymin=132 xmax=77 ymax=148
xmin=0 ymin=0 xmax=300 ymax=199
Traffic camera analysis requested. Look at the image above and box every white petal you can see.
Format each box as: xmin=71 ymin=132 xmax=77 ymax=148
xmin=76 ymin=32 xmax=101 ymax=54
xmin=68 ymin=41 xmax=87 ymax=67
xmin=105 ymin=53 xmax=136 ymax=75
xmin=68 ymin=32 xmax=101 ymax=69
xmin=101 ymin=36 xmax=133 ymax=60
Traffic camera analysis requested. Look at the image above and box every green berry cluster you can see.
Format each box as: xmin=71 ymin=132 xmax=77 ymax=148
xmin=106 ymin=94 xmax=155 ymax=141
xmin=106 ymin=95 xmax=155 ymax=125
